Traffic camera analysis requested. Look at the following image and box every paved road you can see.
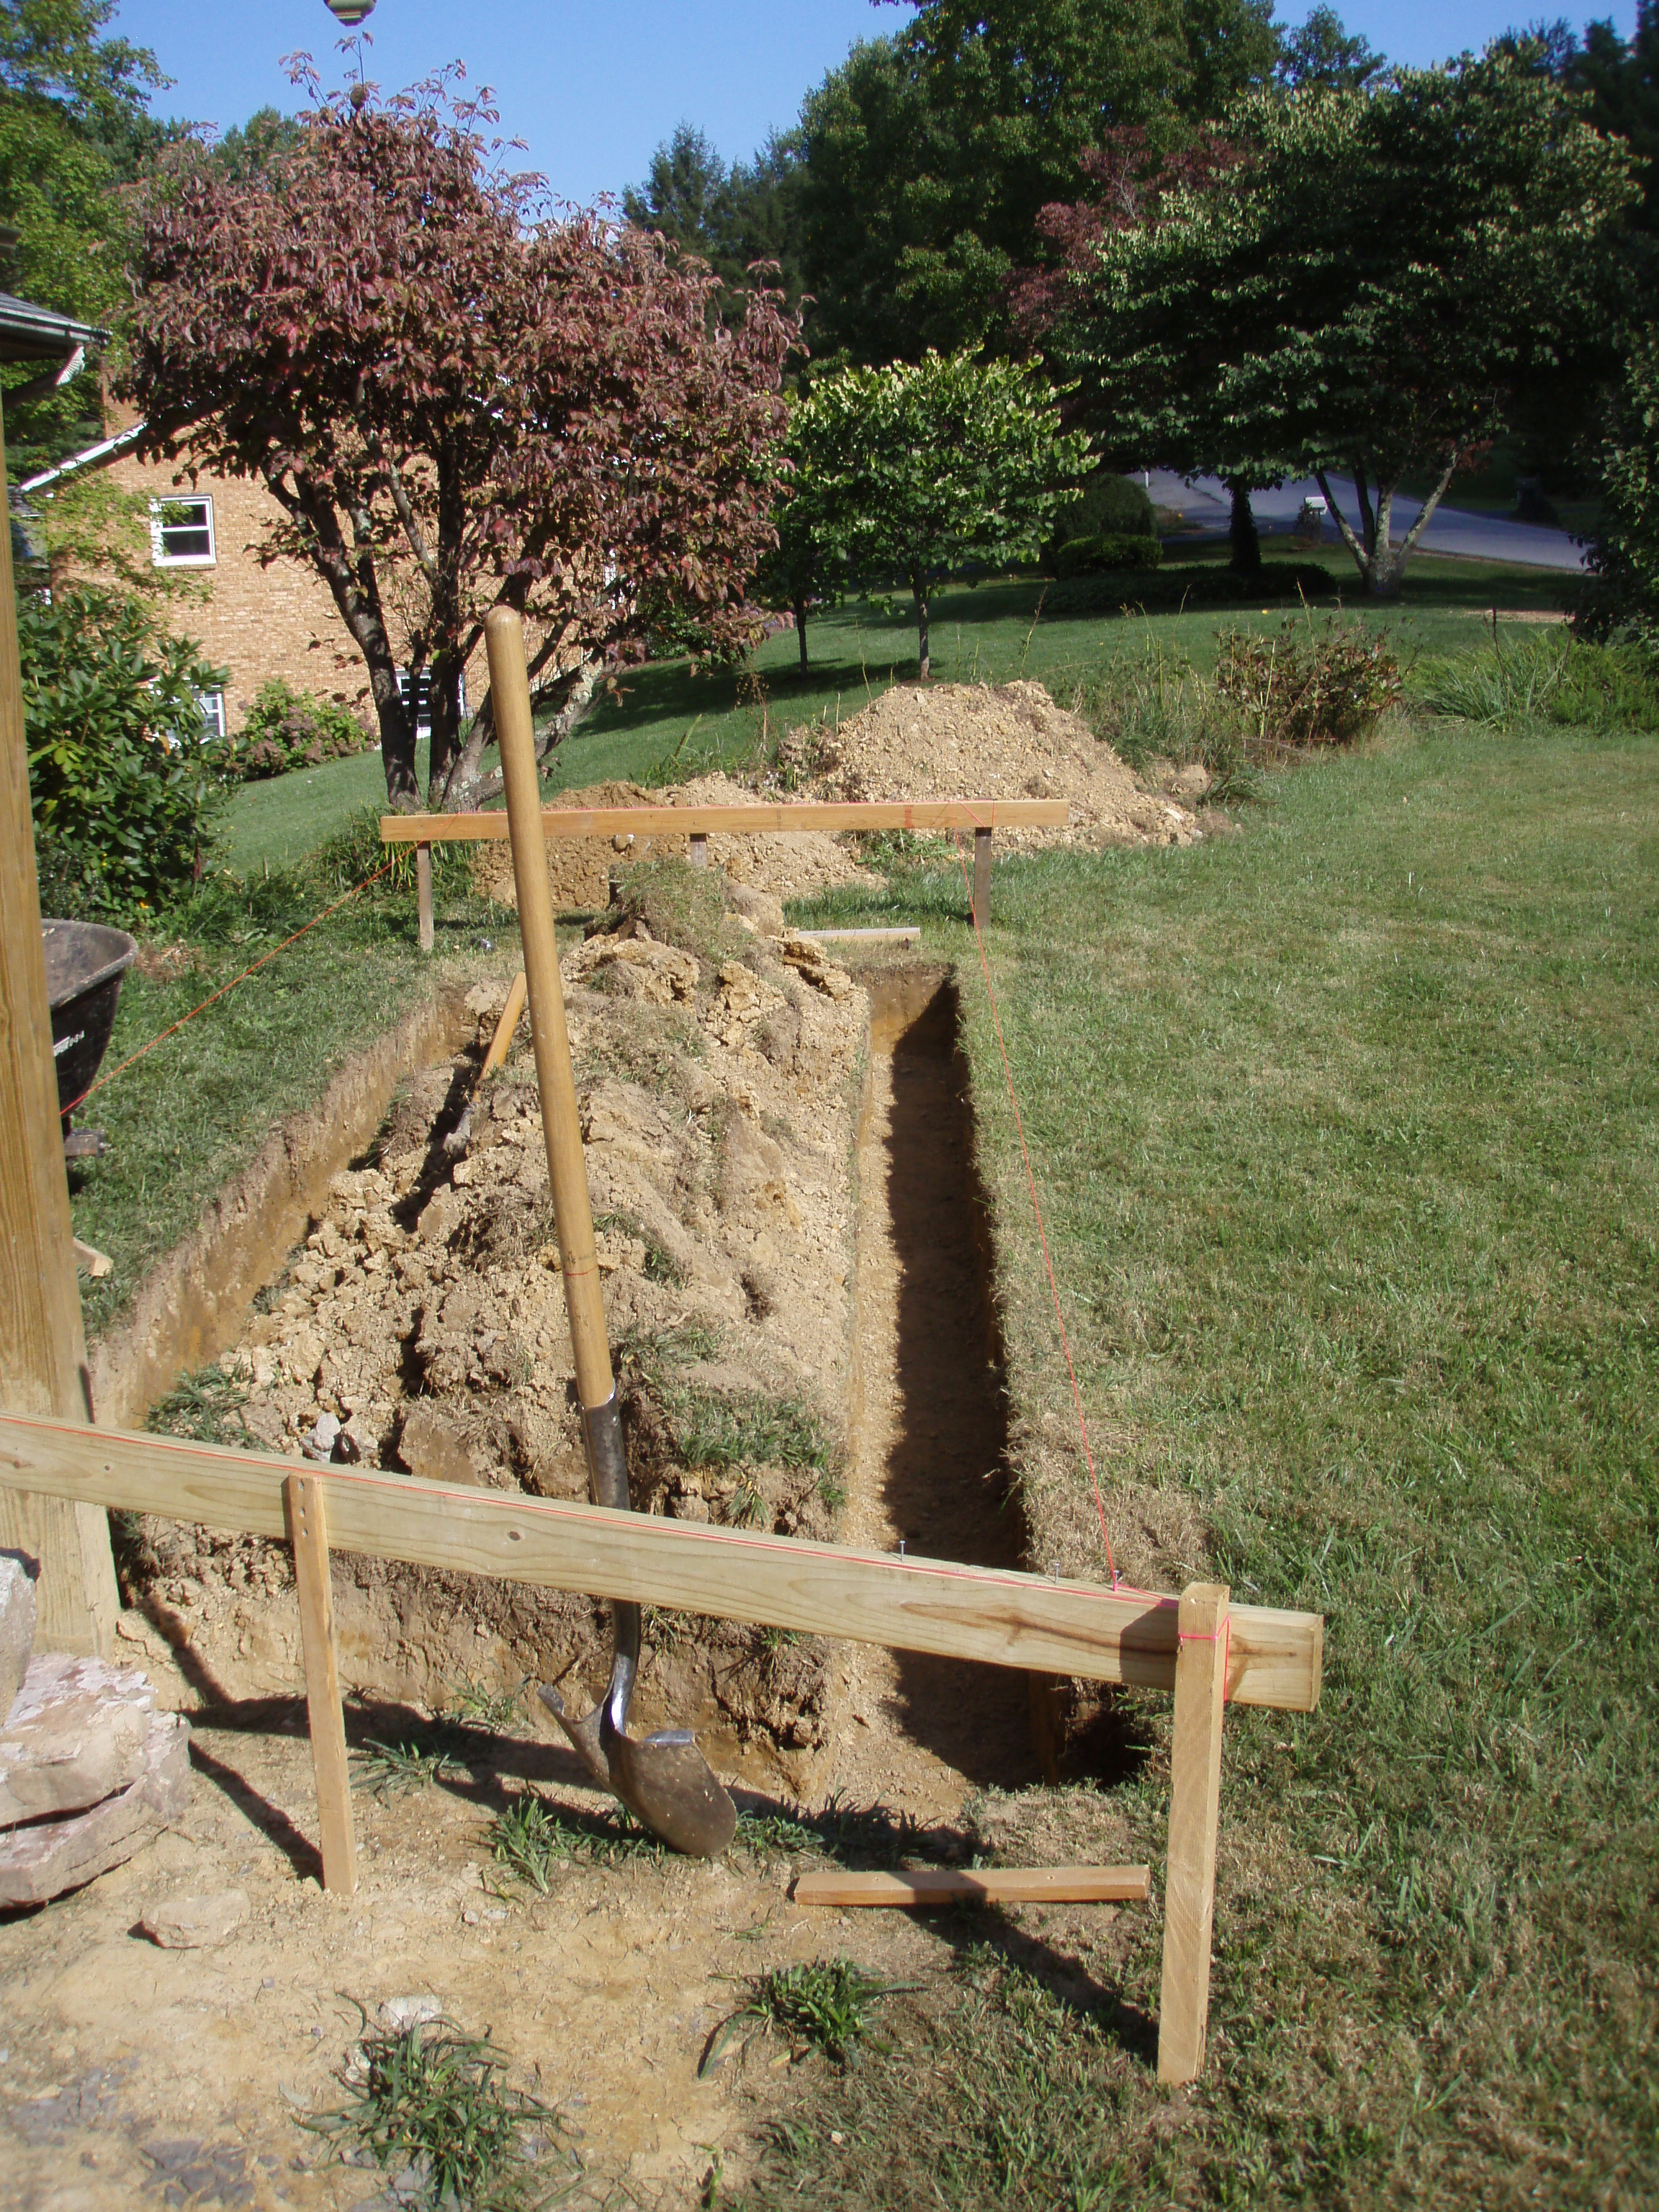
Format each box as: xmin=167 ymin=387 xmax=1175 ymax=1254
xmin=1144 ymin=469 xmax=1588 ymax=574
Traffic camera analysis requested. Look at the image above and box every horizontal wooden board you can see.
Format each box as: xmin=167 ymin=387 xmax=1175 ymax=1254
xmin=0 ymin=1414 xmax=1321 ymax=1711
xmin=794 ymin=1865 xmax=1151 ymax=1907
xmin=381 ymin=799 xmax=1071 ymax=845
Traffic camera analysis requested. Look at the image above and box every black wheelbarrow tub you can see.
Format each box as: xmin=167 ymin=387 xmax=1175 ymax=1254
xmin=41 ymin=918 xmax=138 ymax=1123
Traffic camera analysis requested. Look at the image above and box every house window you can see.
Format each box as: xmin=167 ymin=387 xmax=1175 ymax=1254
xmin=196 ymin=689 xmax=226 ymax=743
xmin=150 ymin=494 xmax=215 ymax=567
xmin=398 ymin=667 xmax=466 ymax=734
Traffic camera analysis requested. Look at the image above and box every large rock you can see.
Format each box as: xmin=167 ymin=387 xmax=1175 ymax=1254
xmin=0 ymin=1554 xmax=37 ymax=1718
xmin=0 ymin=1708 xmax=191 ymax=1907
xmin=0 ymin=1655 xmax=153 ymax=1827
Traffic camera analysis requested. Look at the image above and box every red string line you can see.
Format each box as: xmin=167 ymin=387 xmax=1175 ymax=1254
xmin=62 ymin=857 xmax=398 ymax=1118
xmin=952 ymin=837 xmax=1119 ymax=1588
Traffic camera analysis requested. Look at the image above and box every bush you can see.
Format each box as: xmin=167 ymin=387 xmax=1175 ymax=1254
xmin=1579 ymin=324 xmax=1659 ymax=647
xmin=1215 ymin=614 xmax=1403 ymax=748
xmin=220 ymin=678 xmax=372 ymax=782
xmin=1051 ymin=531 xmax=1163 ymax=576
xmin=1416 ymin=629 xmax=1659 ymax=732
xmin=1043 ymin=558 xmax=1334 ymax=615
xmin=1048 ymin=469 xmax=1156 ymax=552
xmin=22 ymin=588 xmax=228 ymax=921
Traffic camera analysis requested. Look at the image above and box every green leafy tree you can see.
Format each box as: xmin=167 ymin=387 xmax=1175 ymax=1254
xmin=796 ymin=352 xmax=1089 ymax=675
xmin=624 ymin=122 xmax=804 ymax=318
xmin=22 ymin=585 xmax=225 ymax=920
xmin=1581 ymin=323 xmax=1659 ymax=644
xmin=0 ymin=0 xmax=167 ymax=472
xmin=797 ymin=0 xmax=1280 ymax=363
xmin=1274 ymin=5 xmax=1386 ymax=91
xmin=1063 ymin=53 xmax=1635 ymax=597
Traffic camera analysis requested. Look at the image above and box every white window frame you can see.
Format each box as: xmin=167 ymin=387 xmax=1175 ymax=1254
xmin=150 ymin=493 xmax=216 ymax=568
xmin=196 ymin=688 xmax=226 ymax=743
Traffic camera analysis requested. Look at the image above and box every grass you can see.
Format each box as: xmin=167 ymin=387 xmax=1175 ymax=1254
xmin=351 ymin=1734 xmax=464 ymax=1799
xmin=750 ymin=714 xmax=1659 ymax=2207
xmin=465 ymin=554 xmax=1570 ymax=802
xmin=702 ymin=1959 xmax=915 ymax=2076
xmin=305 ymin=2011 xmax=569 ymax=2210
xmin=68 ymin=855 xmax=521 ymax=1339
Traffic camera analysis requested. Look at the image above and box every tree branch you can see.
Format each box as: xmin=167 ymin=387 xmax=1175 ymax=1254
xmin=1315 ymin=470 xmax=1370 ymax=574
xmin=1395 ymin=451 xmax=1460 ymax=563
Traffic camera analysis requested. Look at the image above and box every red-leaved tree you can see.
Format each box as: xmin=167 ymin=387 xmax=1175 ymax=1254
xmin=125 ymin=67 xmax=798 ymax=809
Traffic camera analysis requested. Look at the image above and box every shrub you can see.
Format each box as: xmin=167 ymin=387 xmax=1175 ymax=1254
xmin=220 ymin=678 xmax=372 ymax=782
xmin=1215 ymin=614 xmax=1403 ymax=748
xmin=22 ymin=587 xmax=228 ymax=921
xmin=1052 ymin=531 xmax=1163 ymax=576
xmin=1416 ymin=629 xmax=1659 ymax=732
xmin=1048 ymin=469 xmax=1156 ymax=552
xmin=1580 ymin=324 xmax=1659 ymax=647
xmin=1044 ymin=558 xmax=1334 ymax=615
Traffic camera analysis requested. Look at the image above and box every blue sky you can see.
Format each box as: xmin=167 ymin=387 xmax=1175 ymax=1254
xmin=112 ymin=1 xmax=1642 ymax=207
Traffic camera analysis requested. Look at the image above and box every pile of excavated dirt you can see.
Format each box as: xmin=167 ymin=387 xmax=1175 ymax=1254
xmin=125 ymin=874 xmax=870 ymax=1781
xmin=471 ymin=775 xmax=880 ymax=914
xmin=806 ymin=678 xmax=1202 ymax=850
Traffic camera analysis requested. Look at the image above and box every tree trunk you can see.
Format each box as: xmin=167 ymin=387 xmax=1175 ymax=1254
xmin=1226 ymin=481 xmax=1262 ymax=576
xmin=369 ymin=658 xmax=419 ymax=807
xmin=794 ymin=596 xmax=809 ymax=671
xmin=425 ymin=653 xmax=465 ymax=806
xmin=913 ymin=576 xmax=930 ymax=682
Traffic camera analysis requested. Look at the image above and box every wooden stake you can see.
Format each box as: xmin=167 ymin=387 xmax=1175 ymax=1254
xmin=486 ymin=608 xmax=613 ymax=1411
xmin=688 ymin=831 xmax=709 ymax=868
xmin=796 ymin=1865 xmax=1150 ymax=1909
xmin=1157 ymin=1581 xmax=1230 ymax=2084
xmin=480 ymin=972 xmax=527 ymax=1078
xmin=415 ymin=842 xmax=433 ymax=953
xmin=972 ymin=826 xmax=994 ymax=930
xmin=0 ymin=395 xmax=117 ymax=1656
xmin=284 ymin=1472 xmax=356 ymax=1895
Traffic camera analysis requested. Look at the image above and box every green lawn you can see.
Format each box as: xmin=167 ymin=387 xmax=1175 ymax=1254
xmin=751 ymin=718 xmax=1658 ymax=2208
xmin=212 ymin=554 xmax=1575 ymax=878
xmin=547 ymin=551 xmax=1574 ymax=797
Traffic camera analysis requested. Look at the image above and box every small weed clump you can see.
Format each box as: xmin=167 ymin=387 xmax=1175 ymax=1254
xmin=702 ymin=1959 xmax=914 ymax=2075
xmin=307 ymin=2013 xmax=567 ymax=2210
xmin=487 ymin=1794 xmax=668 ymax=1885
xmin=145 ymin=1364 xmax=250 ymax=1447
xmin=352 ymin=1735 xmax=461 ymax=1799
xmin=447 ymin=1676 xmax=524 ymax=1732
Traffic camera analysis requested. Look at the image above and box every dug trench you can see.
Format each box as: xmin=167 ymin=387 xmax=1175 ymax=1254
xmin=1 ymin=928 xmax=1154 ymax=2211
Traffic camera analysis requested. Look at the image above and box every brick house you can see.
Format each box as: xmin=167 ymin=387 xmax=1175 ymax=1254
xmin=20 ymin=408 xmax=485 ymax=741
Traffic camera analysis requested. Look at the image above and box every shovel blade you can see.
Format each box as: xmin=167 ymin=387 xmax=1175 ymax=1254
xmin=607 ymin=1728 xmax=737 ymax=1859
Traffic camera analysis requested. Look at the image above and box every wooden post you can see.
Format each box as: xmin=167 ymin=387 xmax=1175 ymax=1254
xmin=284 ymin=1472 xmax=356 ymax=1895
xmin=415 ymin=842 xmax=433 ymax=953
xmin=480 ymin=971 xmax=526 ymax=1079
xmin=688 ymin=831 xmax=709 ymax=869
xmin=0 ymin=395 xmax=117 ymax=1655
xmin=972 ymin=826 xmax=993 ymax=931
xmin=1157 ymin=1581 xmax=1230 ymax=2085
xmin=486 ymin=608 xmax=613 ymax=1411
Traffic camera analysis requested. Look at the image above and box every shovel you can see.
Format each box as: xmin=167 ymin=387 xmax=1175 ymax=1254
xmin=485 ymin=608 xmax=737 ymax=1859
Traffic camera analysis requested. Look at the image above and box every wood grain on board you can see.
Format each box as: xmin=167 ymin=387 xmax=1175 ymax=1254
xmin=0 ymin=1413 xmax=1323 ymax=1713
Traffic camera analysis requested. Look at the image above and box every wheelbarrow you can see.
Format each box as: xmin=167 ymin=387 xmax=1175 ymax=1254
xmin=41 ymin=919 xmax=138 ymax=1159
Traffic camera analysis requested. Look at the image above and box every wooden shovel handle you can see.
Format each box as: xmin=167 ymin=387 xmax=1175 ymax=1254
xmin=485 ymin=608 xmax=613 ymax=1411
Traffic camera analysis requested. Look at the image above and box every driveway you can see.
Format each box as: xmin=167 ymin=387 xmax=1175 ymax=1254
xmin=1143 ymin=469 xmax=1588 ymax=573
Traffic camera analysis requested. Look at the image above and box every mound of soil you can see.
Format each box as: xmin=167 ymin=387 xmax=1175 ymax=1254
xmin=129 ymin=879 xmax=871 ymax=1779
xmin=808 ymin=678 xmax=1201 ymax=850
